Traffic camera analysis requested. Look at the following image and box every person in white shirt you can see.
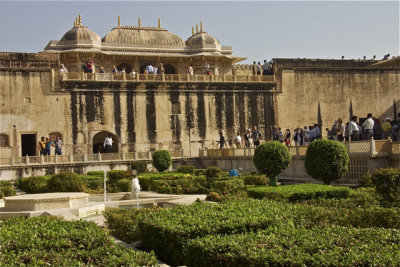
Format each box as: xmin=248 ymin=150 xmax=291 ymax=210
xmin=104 ymin=136 xmax=113 ymax=153
xmin=349 ymin=116 xmax=359 ymax=141
xmin=235 ymin=132 xmax=242 ymax=148
xmin=188 ymin=65 xmax=194 ymax=75
xmin=362 ymin=113 xmax=375 ymax=140
xmin=60 ymin=64 xmax=68 ymax=73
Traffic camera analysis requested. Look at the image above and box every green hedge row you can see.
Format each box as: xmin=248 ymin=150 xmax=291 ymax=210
xmin=104 ymin=208 xmax=161 ymax=243
xmin=138 ymin=200 xmax=305 ymax=265
xmin=0 ymin=181 xmax=16 ymax=198
xmin=186 ymin=225 xmax=400 ymax=267
xmin=0 ymin=216 xmax=157 ymax=266
xmin=247 ymin=184 xmax=350 ymax=202
xmin=135 ymin=199 xmax=400 ymax=266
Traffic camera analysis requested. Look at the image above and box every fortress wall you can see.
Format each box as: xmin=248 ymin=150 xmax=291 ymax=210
xmin=0 ymin=69 xmax=72 ymax=157
xmin=275 ymin=67 xmax=400 ymax=132
xmin=0 ymin=66 xmax=276 ymax=157
xmin=65 ymin=83 xmax=276 ymax=155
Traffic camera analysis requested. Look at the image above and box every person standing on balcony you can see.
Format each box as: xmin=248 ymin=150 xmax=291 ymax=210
xmin=188 ymin=65 xmax=194 ymax=75
xmin=54 ymin=136 xmax=62 ymax=155
xmin=158 ymin=63 xmax=165 ymax=75
xmin=252 ymin=61 xmax=257 ymax=75
xmin=362 ymin=113 xmax=374 ymax=140
xmin=99 ymin=67 xmax=105 ymax=73
xmin=244 ymin=129 xmax=251 ymax=148
xmin=262 ymin=60 xmax=269 ymax=75
xmin=203 ymin=62 xmax=210 ymax=74
xmin=336 ymin=118 xmax=345 ymax=141
xmin=349 ymin=116 xmax=359 ymax=141
xmin=104 ymin=135 xmax=113 ymax=153
xmin=38 ymin=137 xmax=46 ymax=155
xmin=86 ymin=58 xmax=93 ymax=73
xmin=235 ymin=132 xmax=242 ymax=148
xmin=216 ymin=132 xmax=225 ymax=149
xmin=257 ymin=62 xmax=262 ymax=75
xmin=60 ymin=64 xmax=68 ymax=73
xmin=251 ymin=126 xmax=262 ymax=147
xmin=112 ymin=66 xmax=118 ymax=74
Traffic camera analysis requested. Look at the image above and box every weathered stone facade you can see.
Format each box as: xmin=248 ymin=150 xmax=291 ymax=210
xmin=1 ymin=53 xmax=399 ymax=159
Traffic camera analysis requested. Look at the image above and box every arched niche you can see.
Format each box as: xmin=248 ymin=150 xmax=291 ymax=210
xmin=92 ymin=131 xmax=119 ymax=153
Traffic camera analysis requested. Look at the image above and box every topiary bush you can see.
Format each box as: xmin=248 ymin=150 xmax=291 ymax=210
xmin=47 ymin=172 xmax=84 ymax=192
xmin=86 ymin=171 xmax=105 ymax=176
xmin=131 ymin=161 xmax=148 ymax=175
xmin=305 ymin=139 xmax=349 ymax=184
xmin=205 ymin=166 xmax=221 ymax=180
xmin=177 ymin=165 xmax=195 ymax=174
xmin=372 ymin=168 xmax=400 ymax=202
xmin=194 ymin=169 xmax=206 ymax=176
xmin=16 ymin=176 xmax=49 ymax=193
xmin=152 ymin=150 xmax=172 ymax=172
xmin=253 ymin=141 xmax=291 ymax=186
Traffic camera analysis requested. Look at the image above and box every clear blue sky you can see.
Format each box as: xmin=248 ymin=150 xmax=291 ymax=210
xmin=0 ymin=1 xmax=398 ymax=63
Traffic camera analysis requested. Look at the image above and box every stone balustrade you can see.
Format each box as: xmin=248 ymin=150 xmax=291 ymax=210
xmin=0 ymin=150 xmax=190 ymax=167
xmin=200 ymin=139 xmax=400 ymax=159
xmin=61 ymin=72 xmax=275 ymax=83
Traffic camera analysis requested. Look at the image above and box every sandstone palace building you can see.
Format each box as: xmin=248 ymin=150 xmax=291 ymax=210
xmin=0 ymin=16 xmax=399 ymax=158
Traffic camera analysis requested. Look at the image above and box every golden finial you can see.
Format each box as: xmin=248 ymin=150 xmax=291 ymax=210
xmin=158 ymin=17 xmax=161 ymax=28
xmin=78 ymin=14 xmax=82 ymax=26
xmin=196 ymin=24 xmax=199 ymax=33
xmin=73 ymin=18 xmax=76 ymax=27
xmin=192 ymin=26 xmax=195 ymax=35
xmin=118 ymin=16 xmax=121 ymax=27
xmin=138 ymin=17 xmax=141 ymax=27
xmin=200 ymin=21 xmax=203 ymax=32
xmin=75 ymin=17 xmax=78 ymax=27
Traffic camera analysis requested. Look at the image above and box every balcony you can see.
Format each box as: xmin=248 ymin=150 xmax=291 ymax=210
xmin=60 ymin=72 xmax=275 ymax=83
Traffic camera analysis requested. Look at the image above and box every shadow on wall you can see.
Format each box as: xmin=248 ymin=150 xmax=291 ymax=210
xmin=92 ymin=131 xmax=119 ymax=153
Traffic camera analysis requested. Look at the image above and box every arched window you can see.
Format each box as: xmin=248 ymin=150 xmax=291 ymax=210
xmin=164 ymin=64 xmax=176 ymax=74
xmin=0 ymin=134 xmax=9 ymax=147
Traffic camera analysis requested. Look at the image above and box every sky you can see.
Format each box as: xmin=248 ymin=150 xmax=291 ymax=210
xmin=0 ymin=1 xmax=398 ymax=64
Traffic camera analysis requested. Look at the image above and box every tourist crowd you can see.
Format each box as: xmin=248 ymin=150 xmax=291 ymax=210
xmin=216 ymin=113 xmax=400 ymax=149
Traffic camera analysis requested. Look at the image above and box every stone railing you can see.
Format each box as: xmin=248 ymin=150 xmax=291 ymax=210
xmin=199 ymin=139 xmax=400 ymax=159
xmin=0 ymin=150 xmax=192 ymax=167
xmin=60 ymin=72 xmax=275 ymax=83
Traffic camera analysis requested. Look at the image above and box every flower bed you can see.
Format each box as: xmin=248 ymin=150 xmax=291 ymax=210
xmin=247 ymin=184 xmax=350 ymax=202
xmin=0 ymin=216 xmax=158 ymax=266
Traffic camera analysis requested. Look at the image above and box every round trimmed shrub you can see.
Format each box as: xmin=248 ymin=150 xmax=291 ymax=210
xmin=205 ymin=166 xmax=221 ymax=180
xmin=305 ymin=139 xmax=349 ymax=184
xmin=47 ymin=172 xmax=84 ymax=192
xmin=253 ymin=141 xmax=292 ymax=185
xmin=152 ymin=150 xmax=172 ymax=172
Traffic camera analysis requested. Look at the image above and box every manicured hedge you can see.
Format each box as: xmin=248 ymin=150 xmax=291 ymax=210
xmin=138 ymin=200 xmax=305 ymax=265
xmin=151 ymin=176 xmax=208 ymax=194
xmin=243 ymin=174 xmax=269 ymax=186
xmin=210 ymin=178 xmax=245 ymax=195
xmin=247 ymin=184 xmax=350 ymax=202
xmin=177 ymin=165 xmax=195 ymax=174
xmin=0 ymin=216 xmax=158 ymax=266
xmin=372 ymin=168 xmax=400 ymax=202
xmin=0 ymin=181 xmax=16 ymax=198
xmin=15 ymin=176 xmax=50 ymax=193
xmin=47 ymin=172 xmax=84 ymax=192
xmin=86 ymin=171 xmax=105 ymax=176
xmin=104 ymin=208 xmax=161 ymax=243
xmin=186 ymin=225 xmax=400 ymax=267
xmin=131 ymin=161 xmax=148 ymax=174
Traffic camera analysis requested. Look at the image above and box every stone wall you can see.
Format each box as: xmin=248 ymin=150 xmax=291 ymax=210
xmin=273 ymin=59 xmax=400 ymax=133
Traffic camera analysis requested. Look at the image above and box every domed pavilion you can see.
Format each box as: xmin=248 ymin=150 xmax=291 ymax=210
xmin=44 ymin=15 xmax=245 ymax=74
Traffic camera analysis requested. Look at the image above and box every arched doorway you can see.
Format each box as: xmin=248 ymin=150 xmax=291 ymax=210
xmin=117 ymin=63 xmax=132 ymax=73
xmin=92 ymin=131 xmax=119 ymax=153
xmin=164 ymin=64 xmax=176 ymax=74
